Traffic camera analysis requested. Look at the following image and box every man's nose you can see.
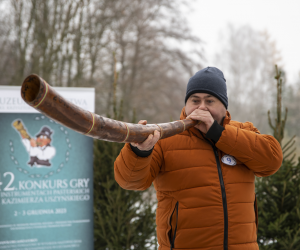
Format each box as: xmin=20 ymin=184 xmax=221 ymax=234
xmin=198 ymin=101 xmax=207 ymax=110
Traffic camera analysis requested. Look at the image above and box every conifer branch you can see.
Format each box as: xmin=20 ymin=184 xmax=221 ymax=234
xmin=283 ymin=140 xmax=296 ymax=155
xmin=283 ymin=148 xmax=296 ymax=161
xmin=282 ymin=135 xmax=296 ymax=150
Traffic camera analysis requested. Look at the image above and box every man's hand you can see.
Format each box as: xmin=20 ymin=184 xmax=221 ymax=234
xmin=131 ymin=120 xmax=160 ymax=151
xmin=186 ymin=108 xmax=214 ymax=133
xmin=30 ymin=139 xmax=37 ymax=147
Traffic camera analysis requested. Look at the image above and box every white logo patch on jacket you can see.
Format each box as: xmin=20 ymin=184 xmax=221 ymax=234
xmin=221 ymin=155 xmax=237 ymax=166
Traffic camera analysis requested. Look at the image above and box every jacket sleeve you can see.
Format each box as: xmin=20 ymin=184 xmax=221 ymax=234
xmin=215 ymin=122 xmax=283 ymax=177
xmin=114 ymin=142 xmax=163 ymax=190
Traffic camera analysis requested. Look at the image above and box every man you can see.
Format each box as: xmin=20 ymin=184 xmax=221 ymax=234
xmin=114 ymin=67 xmax=283 ymax=250
xmin=21 ymin=126 xmax=56 ymax=167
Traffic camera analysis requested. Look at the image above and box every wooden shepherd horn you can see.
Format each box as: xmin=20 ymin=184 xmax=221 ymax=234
xmin=21 ymin=74 xmax=198 ymax=143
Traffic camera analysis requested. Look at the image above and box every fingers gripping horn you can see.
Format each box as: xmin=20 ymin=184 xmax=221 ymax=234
xmin=21 ymin=74 xmax=198 ymax=143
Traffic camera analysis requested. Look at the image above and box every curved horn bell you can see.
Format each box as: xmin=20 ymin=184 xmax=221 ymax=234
xmin=21 ymin=74 xmax=198 ymax=143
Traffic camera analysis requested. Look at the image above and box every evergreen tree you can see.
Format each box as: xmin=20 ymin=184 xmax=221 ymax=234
xmin=256 ymin=65 xmax=300 ymax=249
xmin=93 ymin=56 xmax=157 ymax=250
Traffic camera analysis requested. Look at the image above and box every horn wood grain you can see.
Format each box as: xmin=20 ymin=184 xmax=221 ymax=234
xmin=21 ymin=74 xmax=198 ymax=143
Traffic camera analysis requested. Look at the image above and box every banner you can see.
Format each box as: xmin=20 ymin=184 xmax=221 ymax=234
xmin=0 ymin=86 xmax=95 ymax=250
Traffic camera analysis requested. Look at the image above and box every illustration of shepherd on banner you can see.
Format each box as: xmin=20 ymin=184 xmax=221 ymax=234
xmin=12 ymin=120 xmax=56 ymax=167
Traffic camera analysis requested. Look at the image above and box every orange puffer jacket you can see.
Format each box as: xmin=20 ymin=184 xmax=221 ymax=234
xmin=114 ymin=108 xmax=283 ymax=250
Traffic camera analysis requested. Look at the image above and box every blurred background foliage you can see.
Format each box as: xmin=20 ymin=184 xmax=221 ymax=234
xmin=1 ymin=1 xmax=300 ymax=149
xmin=0 ymin=0 xmax=202 ymax=123
xmin=1 ymin=0 xmax=300 ymax=249
xmin=1 ymin=1 xmax=300 ymax=153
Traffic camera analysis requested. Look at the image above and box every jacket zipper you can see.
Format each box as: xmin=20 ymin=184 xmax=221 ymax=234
xmin=168 ymin=201 xmax=179 ymax=250
xmin=254 ymin=193 xmax=258 ymax=233
xmin=212 ymin=145 xmax=228 ymax=250
xmin=191 ymin=131 xmax=229 ymax=249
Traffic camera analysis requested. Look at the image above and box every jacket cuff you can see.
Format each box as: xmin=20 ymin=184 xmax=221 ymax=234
xmin=130 ymin=144 xmax=153 ymax=157
xmin=206 ymin=120 xmax=225 ymax=143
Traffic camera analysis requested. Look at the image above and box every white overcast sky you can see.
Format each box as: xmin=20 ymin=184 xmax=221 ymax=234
xmin=185 ymin=0 xmax=300 ymax=83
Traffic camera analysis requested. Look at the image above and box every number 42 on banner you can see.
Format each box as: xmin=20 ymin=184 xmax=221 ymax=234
xmin=0 ymin=172 xmax=15 ymax=191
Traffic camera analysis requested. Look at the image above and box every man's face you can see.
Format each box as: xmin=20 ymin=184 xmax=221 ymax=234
xmin=36 ymin=135 xmax=51 ymax=147
xmin=185 ymin=93 xmax=227 ymax=125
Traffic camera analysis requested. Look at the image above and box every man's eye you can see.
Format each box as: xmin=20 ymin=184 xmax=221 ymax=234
xmin=207 ymin=100 xmax=213 ymax=104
